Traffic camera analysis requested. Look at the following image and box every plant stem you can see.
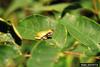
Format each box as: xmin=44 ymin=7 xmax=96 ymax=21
xmin=92 ymin=0 xmax=98 ymax=14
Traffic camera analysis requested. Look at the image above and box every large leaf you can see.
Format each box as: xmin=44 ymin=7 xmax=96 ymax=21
xmin=27 ymin=22 xmax=67 ymax=67
xmin=16 ymin=14 xmax=56 ymax=40
xmin=27 ymin=41 xmax=60 ymax=67
xmin=27 ymin=41 xmax=65 ymax=67
xmin=60 ymin=13 xmax=100 ymax=55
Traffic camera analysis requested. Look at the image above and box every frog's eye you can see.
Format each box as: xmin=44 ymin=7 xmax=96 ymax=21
xmin=47 ymin=32 xmax=53 ymax=36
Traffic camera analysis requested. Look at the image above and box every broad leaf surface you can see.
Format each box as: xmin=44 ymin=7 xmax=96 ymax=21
xmin=0 ymin=44 xmax=21 ymax=66
xmin=16 ymin=14 xmax=56 ymax=40
xmin=60 ymin=14 xmax=100 ymax=55
xmin=27 ymin=19 xmax=67 ymax=67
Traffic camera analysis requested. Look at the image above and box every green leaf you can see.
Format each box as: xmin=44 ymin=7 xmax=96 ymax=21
xmin=0 ymin=32 xmax=22 ymax=66
xmin=60 ymin=14 xmax=100 ymax=55
xmin=4 ymin=0 xmax=32 ymax=17
xmin=81 ymin=0 xmax=93 ymax=10
xmin=27 ymin=21 xmax=67 ymax=67
xmin=54 ymin=56 xmax=67 ymax=67
xmin=21 ymin=40 xmax=38 ymax=53
xmin=0 ymin=44 xmax=21 ymax=66
xmin=52 ymin=23 xmax=67 ymax=48
xmin=27 ymin=41 xmax=60 ymax=67
xmin=0 ymin=33 xmax=14 ymax=43
xmin=63 ymin=33 xmax=76 ymax=51
xmin=16 ymin=14 xmax=56 ymax=40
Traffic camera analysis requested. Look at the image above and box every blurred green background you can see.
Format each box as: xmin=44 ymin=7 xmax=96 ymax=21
xmin=0 ymin=0 xmax=100 ymax=67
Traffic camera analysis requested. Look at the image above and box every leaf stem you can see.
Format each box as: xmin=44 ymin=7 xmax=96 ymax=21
xmin=92 ymin=0 xmax=98 ymax=14
xmin=64 ymin=51 xmax=100 ymax=60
